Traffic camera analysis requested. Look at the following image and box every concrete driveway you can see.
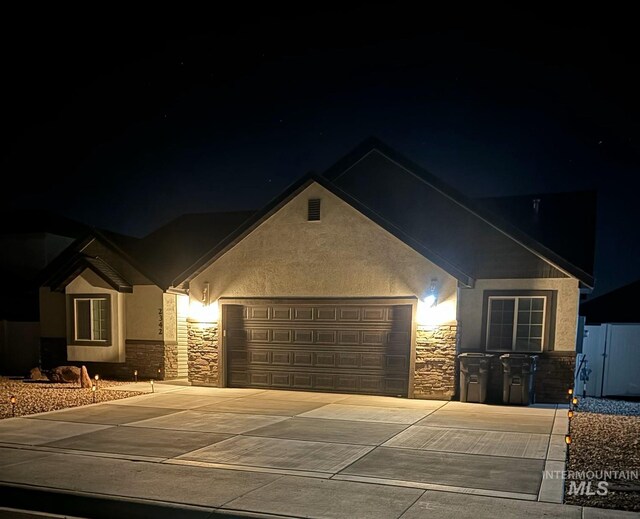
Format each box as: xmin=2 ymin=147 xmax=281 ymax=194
xmin=0 ymin=384 xmax=626 ymax=518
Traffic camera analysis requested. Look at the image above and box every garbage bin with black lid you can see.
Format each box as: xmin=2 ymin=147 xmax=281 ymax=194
xmin=500 ymin=354 xmax=538 ymax=405
xmin=458 ymin=353 xmax=494 ymax=403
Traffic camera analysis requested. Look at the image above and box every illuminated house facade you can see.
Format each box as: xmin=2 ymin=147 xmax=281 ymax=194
xmin=39 ymin=139 xmax=596 ymax=402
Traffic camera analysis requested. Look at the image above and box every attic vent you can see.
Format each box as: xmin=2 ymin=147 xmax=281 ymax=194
xmin=308 ymin=198 xmax=321 ymax=221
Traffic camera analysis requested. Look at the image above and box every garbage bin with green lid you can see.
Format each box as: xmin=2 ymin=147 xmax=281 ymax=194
xmin=500 ymin=354 xmax=538 ymax=405
xmin=458 ymin=353 xmax=494 ymax=403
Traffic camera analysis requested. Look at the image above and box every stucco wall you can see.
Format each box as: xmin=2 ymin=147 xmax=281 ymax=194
xmin=125 ymin=285 xmax=164 ymax=341
xmin=191 ymin=183 xmax=457 ymax=313
xmin=458 ymin=277 xmax=580 ymax=352
xmin=65 ymin=269 xmax=125 ymax=362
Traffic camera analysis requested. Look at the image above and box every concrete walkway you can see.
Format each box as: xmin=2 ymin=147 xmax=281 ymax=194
xmin=0 ymin=383 xmax=636 ymax=518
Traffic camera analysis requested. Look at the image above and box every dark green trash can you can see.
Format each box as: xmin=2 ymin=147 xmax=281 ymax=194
xmin=500 ymin=354 xmax=538 ymax=405
xmin=458 ymin=353 xmax=494 ymax=403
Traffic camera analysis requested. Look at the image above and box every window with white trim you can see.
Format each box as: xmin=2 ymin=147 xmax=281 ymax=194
xmin=73 ymin=297 xmax=109 ymax=342
xmin=486 ymin=296 xmax=546 ymax=352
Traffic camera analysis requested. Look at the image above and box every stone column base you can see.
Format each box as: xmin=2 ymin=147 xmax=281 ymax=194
xmin=413 ymin=325 xmax=457 ymax=400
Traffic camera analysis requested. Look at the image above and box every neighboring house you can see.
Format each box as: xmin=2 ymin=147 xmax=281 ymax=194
xmin=578 ymin=280 xmax=640 ymax=397
xmin=0 ymin=211 xmax=87 ymax=374
xmin=39 ymin=138 xmax=596 ymax=402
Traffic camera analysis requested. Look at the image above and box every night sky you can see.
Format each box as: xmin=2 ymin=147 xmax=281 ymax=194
xmin=2 ymin=6 xmax=638 ymax=297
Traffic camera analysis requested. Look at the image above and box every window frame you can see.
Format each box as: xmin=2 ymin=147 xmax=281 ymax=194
xmin=67 ymin=293 xmax=112 ymax=346
xmin=481 ymin=290 xmax=556 ymax=352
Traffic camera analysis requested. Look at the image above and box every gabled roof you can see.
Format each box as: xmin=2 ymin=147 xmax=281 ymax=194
xmin=580 ymin=279 xmax=640 ymax=324
xmin=40 ymin=212 xmax=256 ymax=291
xmin=47 ymin=255 xmax=133 ymax=293
xmin=41 ymin=138 xmax=596 ymax=292
xmin=323 ymin=137 xmax=595 ymax=288
xmin=39 ymin=231 xmax=145 ymax=292
xmin=136 ymin=211 xmax=255 ymax=289
xmin=173 ymin=173 xmax=476 ymax=287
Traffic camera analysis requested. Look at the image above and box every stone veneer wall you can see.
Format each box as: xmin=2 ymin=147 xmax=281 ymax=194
xmin=163 ymin=342 xmax=179 ymax=379
xmin=39 ymin=338 xmax=176 ymax=380
xmin=414 ymin=325 xmax=457 ymax=399
xmin=484 ymin=352 xmax=575 ymax=404
xmin=187 ymin=323 xmax=219 ymax=385
xmin=535 ymin=352 xmax=575 ymax=403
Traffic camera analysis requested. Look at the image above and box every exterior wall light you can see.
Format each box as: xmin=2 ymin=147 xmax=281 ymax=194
xmin=424 ymin=278 xmax=438 ymax=308
xmin=202 ymin=281 xmax=210 ymax=306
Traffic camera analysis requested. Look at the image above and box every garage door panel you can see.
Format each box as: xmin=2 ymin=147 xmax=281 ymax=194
xmin=339 ymin=307 xmax=361 ymax=321
xmin=249 ymin=350 xmax=270 ymax=364
xmin=294 ymin=329 xmax=314 ymax=343
xmin=362 ymin=307 xmax=386 ymax=321
xmin=271 ymin=373 xmax=291 ymax=387
xmin=388 ymin=305 xmax=412 ymax=321
xmin=248 ymin=329 xmax=270 ymax=342
xmin=388 ymin=331 xmax=410 ymax=345
xmin=314 ymin=374 xmax=336 ymax=390
xmin=360 ymin=377 xmax=384 ymax=393
xmin=315 ymin=330 xmax=337 ymax=344
xmin=294 ymin=308 xmax=314 ymax=320
xmin=272 ymin=330 xmax=292 ymax=342
xmin=226 ymin=301 xmax=412 ymax=396
xmin=316 ymin=307 xmax=338 ymax=320
xmin=362 ymin=331 xmax=385 ymax=345
xmin=315 ymin=352 xmax=336 ymax=367
xmin=229 ymin=371 xmax=249 ymax=385
xmin=386 ymin=378 xmax=408 ymax=394
xmin=249 ymin=372 xmax=270 ymax=386
xmin=339 ymin=331 xmax=360 ymax=344
xmin=336 ymin=375 xmax=359 ymax=392
xmin=271 ymin=351 xmax=292 ymax=365
xmin=272 ymin=307 xmax=292 ymax=320
xmin=386 ymin=355 xmax=408 ymax=370
xmin=249 ymin=307 xmax=270 ymax=319
xmin=293 ymin=352 xmax=313 ymax=366
xmin=338 ymin=352 xmax=359 ymax=368
xmin=230 ymin=350 xmax=248 ymax=363
xmin=293 ymin=374 xmax=313 ymax=388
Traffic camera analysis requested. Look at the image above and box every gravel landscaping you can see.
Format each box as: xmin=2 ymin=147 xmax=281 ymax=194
xmin=565 ymin=399 xmax=640 ymax=512
xmin=577 ymin=396 xmax=640 ymax=417
xmin=0 ymin=377 xmax=144 ymax=419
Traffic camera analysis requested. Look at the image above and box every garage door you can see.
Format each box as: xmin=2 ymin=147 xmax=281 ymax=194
xmin=224 ymin=300 xmax=412 ymax=396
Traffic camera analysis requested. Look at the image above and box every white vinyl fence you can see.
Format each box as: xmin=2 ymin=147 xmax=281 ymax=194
xmin=578 ymin=324 xmax=640 ymax=397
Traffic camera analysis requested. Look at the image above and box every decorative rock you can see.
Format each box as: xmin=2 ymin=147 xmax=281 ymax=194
xmin=80 ymin=366 xmax=93 ymax=388
xmin=29 ymin=367 xmax=49 ymax=381
xmin=47 ymin=366 xmax=81 ymax=384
